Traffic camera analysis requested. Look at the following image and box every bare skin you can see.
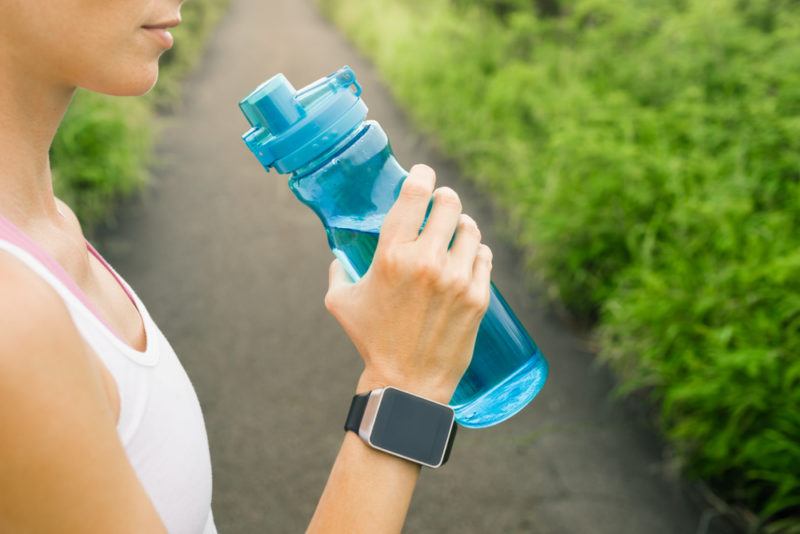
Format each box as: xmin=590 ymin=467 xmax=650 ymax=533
xmin=0 ymin=1 xmax=492 ymax=532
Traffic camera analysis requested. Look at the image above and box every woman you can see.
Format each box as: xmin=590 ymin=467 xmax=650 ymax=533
xmin=0 ymin=1 xmax=493 ymax=532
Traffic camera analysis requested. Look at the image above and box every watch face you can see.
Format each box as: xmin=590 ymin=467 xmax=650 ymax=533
xmin=369 ymin=388 xmax=455 ymax=467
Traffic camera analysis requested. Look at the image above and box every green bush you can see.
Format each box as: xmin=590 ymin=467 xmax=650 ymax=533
xmin=51 ymin=92 xmax=152 ymax=226
xmin=51 ymin=0 xmax=230 ymax=229
xmin=318 ymin=0 xmax=800 ymax=529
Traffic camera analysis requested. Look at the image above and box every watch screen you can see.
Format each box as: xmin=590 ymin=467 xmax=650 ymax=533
xmin=370 ymin=388 xmax=455 ymax=467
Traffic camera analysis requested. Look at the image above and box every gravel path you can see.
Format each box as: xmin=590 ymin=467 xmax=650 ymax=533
xmin=97 ymin=0 xmax=721 ymax=531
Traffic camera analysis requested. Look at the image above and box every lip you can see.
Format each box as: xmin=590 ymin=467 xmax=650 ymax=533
xmin=142 ymin=18 xmax=181 ymax=30
xmin=142 ymin=27 xmax=175 ymax=49
xmin=141 ymin=18 xmax=180 ymax=49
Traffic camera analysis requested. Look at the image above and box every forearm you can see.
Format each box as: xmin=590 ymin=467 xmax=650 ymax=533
xmin=307 ymin=367 xmax=457 ymax=533
xmin=307 ymin=432 xmax=420 ymax=533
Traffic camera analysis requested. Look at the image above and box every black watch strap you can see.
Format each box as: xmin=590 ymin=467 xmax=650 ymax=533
xmin=344 ymin=392 xmax=371 ymax=433
xmin=442 ymin=421 xmax=458 ymax=464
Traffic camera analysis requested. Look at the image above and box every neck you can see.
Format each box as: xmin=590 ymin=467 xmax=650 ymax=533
xmin=0 ymin=50 xmax=76 ymax=230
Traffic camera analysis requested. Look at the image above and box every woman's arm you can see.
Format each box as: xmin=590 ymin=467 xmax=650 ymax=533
xmin=307 ymin=431 xmax=420 ymax=532
xmin=308 ymin=164 xmax=492 ymax=532
xmin=0 ymin=253 xmax=166 ymax=533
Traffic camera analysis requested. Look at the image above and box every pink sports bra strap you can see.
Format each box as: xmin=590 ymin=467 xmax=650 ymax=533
xmin=84 ymin=239 xmax=137 ymax=305
xmin=0 ymin=212 xmax=133 ymax=336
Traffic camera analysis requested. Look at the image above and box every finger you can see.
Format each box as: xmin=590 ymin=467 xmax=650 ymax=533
xmin=419 ymin=186 xmax=462 ymax=253
xmin=470 ymin=244 xmax=493 ymax=310
xmin=327 ymin=258 xmax=353 ymax=291
xmin=448 ymin=214 xmax=481 ymax=278
xmin=378 ymin=164 xmax=436 ymax=247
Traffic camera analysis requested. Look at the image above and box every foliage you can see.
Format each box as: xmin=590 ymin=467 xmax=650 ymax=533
xmin=51 ymin=0 xmax=231 ymax=229
xmin=318 ymin=0 xmax=800 ymax=528
xmin=51 ymin=92 xmax=152 ymax=226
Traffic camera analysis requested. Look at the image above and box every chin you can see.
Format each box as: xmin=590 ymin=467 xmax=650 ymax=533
xmin=82 ymin=62 xmax=160 ymax=97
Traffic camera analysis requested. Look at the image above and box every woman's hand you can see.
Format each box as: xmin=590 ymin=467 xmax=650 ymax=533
xmin=323 ymin=164 xmax=493 ymax=404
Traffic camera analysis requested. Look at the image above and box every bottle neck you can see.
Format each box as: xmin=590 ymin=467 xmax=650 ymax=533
xmin=288 ymin=121 xmax=407 ymax=230
xmin=291 ymin=122 xmax=368 ymax=179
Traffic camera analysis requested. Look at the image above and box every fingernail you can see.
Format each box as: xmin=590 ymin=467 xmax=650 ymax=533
xmin=411 ymin=164 xmax=434 ymax=184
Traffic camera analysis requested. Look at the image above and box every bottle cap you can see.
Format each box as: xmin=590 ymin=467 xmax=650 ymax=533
xmin=239 ymin=66 xmax=368 ymax=173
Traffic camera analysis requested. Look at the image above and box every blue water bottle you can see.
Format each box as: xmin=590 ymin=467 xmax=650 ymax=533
xmin=238 ymin=66 xmax=548 ymax=427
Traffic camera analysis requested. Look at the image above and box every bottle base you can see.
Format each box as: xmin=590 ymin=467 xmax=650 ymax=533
xmin=451 ymin=353 xmax=549 ymax=428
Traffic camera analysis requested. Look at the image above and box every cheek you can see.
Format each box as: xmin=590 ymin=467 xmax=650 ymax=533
xmin=0 ymin=0 xmax=164 ymax=96
xmin=63 ymin=9 xmax=164 ymax=96
xmin=14 ymin=1 xmax=163 ymax=96
xmin=74 ymin=29 xmax=163 ymax=96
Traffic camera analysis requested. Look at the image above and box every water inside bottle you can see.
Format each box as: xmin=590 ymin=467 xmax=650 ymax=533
xmin=326 ymin=218 xmax=548 ymax=427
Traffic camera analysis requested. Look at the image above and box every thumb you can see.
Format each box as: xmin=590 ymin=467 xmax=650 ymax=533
xmin=327 ymin=258 xmax=354 ymax=292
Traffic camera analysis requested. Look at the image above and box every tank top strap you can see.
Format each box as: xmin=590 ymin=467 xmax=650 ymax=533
xmin=85 ymin=238 xmax=138 ymax=306
xmin=0 ymin=213 xmax=119 ymax=331
xmin=0 ymin=212 xmax=159 ymax=366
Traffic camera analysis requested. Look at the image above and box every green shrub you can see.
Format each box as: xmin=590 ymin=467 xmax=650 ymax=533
xmin=319 ymin=0 xmax=800 ymax=528
xmin=51 ymin=0 xmax=230 ymax=229
xmin=51 ymin=92 xmax=152 ymax=226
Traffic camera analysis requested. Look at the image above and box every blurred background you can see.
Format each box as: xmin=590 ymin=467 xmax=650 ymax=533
xmin=55 ymin=0 xmax=798 ymax=532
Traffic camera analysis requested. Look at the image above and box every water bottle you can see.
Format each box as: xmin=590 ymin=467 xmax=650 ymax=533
xmin=238 ymin=66 xmax=548 ymax=427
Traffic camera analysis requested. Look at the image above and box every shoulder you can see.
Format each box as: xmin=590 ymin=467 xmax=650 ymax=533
xmin=0 ymin=249 xmax=94 ymax=388
xmin=0 ymin=253 xmax=106 ymax=425
xmin=0 ymin=250 xmax=71 ymax=336
xmin=0 ymin=248 xmax=69 ymax=331
xmin=0 ymin=254 xmax=164 ymax=532
xmin=0 ymin=250 xmax=102 ymax=406
xmin=0 ymin=197 xmax=88 ymax=359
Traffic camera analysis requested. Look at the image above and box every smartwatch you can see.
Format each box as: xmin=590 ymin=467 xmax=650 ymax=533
xmin=344 ymin=386 xmax=458 ymax=468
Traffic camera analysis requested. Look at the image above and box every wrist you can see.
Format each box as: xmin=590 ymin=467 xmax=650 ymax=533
xmin=356 ymin=370 xmax=456 ymax=405
xmin=345 ymin=383 xmax=459 ymax=469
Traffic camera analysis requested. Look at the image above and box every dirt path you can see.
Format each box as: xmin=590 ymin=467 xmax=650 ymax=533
xmin=97 ymin=0 xmax=720 ymax=532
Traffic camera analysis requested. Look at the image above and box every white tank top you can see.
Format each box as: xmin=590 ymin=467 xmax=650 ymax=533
xmin=0 ymin=214 xmax=216 ymax=534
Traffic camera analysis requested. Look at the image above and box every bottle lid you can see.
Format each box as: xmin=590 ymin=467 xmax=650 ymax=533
xmin=239 ymin=66 xmax=368 ymax=173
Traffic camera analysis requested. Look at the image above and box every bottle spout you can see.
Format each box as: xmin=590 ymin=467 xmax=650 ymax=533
xmin=239 ymin=65 xmax=368 ymax=173
xmin=239 ymin=74 xmax=306 ymax=135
